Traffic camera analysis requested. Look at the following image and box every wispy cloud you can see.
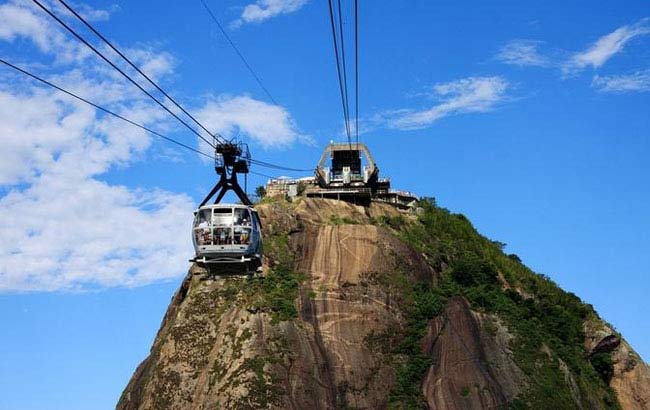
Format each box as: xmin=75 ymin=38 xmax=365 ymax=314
xmin=0 ymin=0 xmax=119 ymax=63
xmin=563 ymin=18 xmax=650 ymax=75
xmin=0 ymin=73 xmax=195 ymax=292
xmin=0 ymin=0 xmax=194 ymax=292
xmin=496 ymin=40 xmax=550 ymax=67
xmin=71 ymin=2 xmax=118 ymax=22
xmin=495 ymin=18 xmax=650 ymax=82
xmin=231 ymin=0 xmax=307 ymax=28
xmin=388 ymin=76 xmax=510 ymax=130
xmin=592 ymin=69 xmax=650 ymax=93
xmin=195 ymin=95 xmax=306 ymax=150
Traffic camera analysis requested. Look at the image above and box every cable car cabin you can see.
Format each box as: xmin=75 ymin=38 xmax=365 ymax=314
xmin=191 ymin=204 xmax=262 ymax=270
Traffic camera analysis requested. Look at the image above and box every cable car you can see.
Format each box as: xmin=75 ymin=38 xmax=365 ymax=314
xmin=192 ymin=204 xmax=262 ymax=269
xmin=190 ymin=140 xmax=263 ymax=273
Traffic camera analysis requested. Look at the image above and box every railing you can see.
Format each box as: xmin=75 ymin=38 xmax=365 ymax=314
xmin=194 ymin=224 xmax=253 ymax=247
xmin=388 ymin=189 xmax=418 ymax=199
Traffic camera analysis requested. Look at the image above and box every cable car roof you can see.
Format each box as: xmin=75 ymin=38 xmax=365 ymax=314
xmin=195 ymin=203 xmax=257 ymax=211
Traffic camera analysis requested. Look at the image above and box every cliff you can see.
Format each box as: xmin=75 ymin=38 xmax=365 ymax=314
xmin=117 ymin=198 xmax=650 ymax=409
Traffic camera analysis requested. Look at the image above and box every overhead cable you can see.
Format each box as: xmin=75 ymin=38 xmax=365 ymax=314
xmin=198 ymin=0 xmax=277 ymax=106
xmin=354 ymin=0 xmax=359 ymax=145
xmin=56 ymin=0 xmax=224 ymax=146
xmin=31 ymin=0 xmax=217 ymax=150
xmin=2 ymin=57 xmax=312 ymax=175
xmin=250 ymin=170 xmax=280 ymax=180
xmin=249 ymin=158 xmax=313 ymax=172
xmin=327 ymin=0 xmax=352 ymax=148
xmin=32 ymin=0 xmax=312 ymax=175
xmin=54 ymin=0 xmax=310 ymax=173
xmin=0 ymin=58 xmax=214 ymax=159
xmin=336 ymin=0 xmax=352 ymax=144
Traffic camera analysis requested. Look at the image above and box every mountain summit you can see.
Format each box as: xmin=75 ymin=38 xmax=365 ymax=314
xmin=118 ymin=198 xmax=650 ymax=409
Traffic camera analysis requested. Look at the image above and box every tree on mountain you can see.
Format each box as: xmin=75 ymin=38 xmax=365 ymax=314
xmin=255 ymin=185 xmax=266 ymax=200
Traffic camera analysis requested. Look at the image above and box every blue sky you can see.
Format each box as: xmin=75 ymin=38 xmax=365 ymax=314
xmin=0 ymin=0 xmax=649 ymax=408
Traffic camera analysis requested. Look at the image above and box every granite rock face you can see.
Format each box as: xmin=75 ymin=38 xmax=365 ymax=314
xmin=584 ymin=321 xmax=650 ymax=410
xmin=118 ymin=198 xmax=650 ymax=410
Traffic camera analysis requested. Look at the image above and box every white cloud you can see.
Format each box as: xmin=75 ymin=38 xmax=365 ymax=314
xmin=0 ymin=0 xmax=195 ymax=292
xmin=496 ymin=40 xmax=550 ymax=67
xmin=71 ymin=2 xmax=118 ymax=22
xmin=195 ymin=95 xmax=304 ymax=149
xmin=231 ymin=0 xmax=307 ymax=28
xmin=563 ymin=18 xmax=650 ymax=75
xmin=0 ymin=83 xmax=195 ymax=292
xmin=122 ymin=46 xmax=176 ymax=83
xmin=389 ymin=76 xmax=510 ymax=130
xmin=592 ymin=69 xmax=650 ymax=93
xmin=0 ymin=0 xmax=62 ymax=50
xmin=0 ymin=0 xmax=94 ymax=63
xmin=0 ymin=176 xmax=193 ymax=292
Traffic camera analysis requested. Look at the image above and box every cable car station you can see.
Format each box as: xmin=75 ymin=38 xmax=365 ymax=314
xmin=267 ymin=142 xmax=418 ymax=209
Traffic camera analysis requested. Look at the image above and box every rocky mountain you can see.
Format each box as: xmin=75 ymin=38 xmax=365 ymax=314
xmin=117 ymin=198 xmax=650 ymax=409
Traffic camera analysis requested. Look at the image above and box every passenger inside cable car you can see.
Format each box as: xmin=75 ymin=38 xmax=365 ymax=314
xmin=195 ymin=209 xmax=211 ymax=246
xmin=234 ymin=225 xmax=251 ymax=244
xmin=234 ymin=208 xmax=250 ymax=226
xmin=193 ymin=206 xmax=257 ymax=246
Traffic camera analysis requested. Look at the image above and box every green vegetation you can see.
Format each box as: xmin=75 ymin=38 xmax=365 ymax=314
xmin=234 ymin=355 xmax=285 ymax=409
xmin=255 ymin=185 xmax=266 ymax=199
xmin=296 ymin=181 xmax=307 ymax=196
xmin=329 ymin=214 xmax=360 ymax=225
xmin=249 ymin=265 xmax=304 ymax=324
xmin=214 ymin=228 xmax=304 ymax=324
xmin=387 ymin=284 xmax=445 ymax=409
xmin=376 ymin=197 xmax=621 ymax=409
xmin=214 ymin=352 xmax=285 ymax=409
xmin=208 ymin=197 xmax=621 ymax=409
xmin=250 ymin=231 xmax=303 ymax=322
xmin=365 ymin=257 xmax=446 ymax=409
xmin=369 ymin=214 xmax=406 ymax=230
xmin=591 ymin=352 xmax=615 ymax=384
xmin=208 ymin=227 xmax=302 ymax=408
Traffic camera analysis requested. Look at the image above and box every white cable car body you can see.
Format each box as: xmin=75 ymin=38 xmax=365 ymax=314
xmin=192 ymin=204 xmax=262 ymax=267
xmin=191 ymin=140 xmax=264 ymax=273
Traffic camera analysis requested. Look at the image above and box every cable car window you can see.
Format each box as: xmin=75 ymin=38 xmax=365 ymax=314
xmin=234 ymin=226 xmax=252 ymax=245
xmin=194 ymin=209 xmax=212 ymax=245
xmin=196 ymin=229 xmax=211 ymax=246
xmin=213 ymin=208 xmax=233 ymax=226
xmin=195 ymin=209 xmax=211 ymax=227
xmin=213 ymin=227 xmax=233 ymax=245
xmin=234 ymin=208 xmax=251 ymax=226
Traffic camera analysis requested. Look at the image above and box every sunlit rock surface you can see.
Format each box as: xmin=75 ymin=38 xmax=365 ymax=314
xmin=118 ymin=198 xmax=650 ymax=410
